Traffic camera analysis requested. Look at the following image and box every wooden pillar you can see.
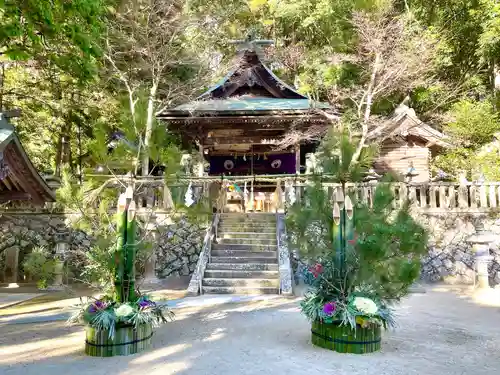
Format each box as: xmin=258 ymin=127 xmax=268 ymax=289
xmin=295 ymin=143 xmax=300 ymax=175
xmin=197 ymin=143 xmax=205 ymax=177
xmin=197 ymin=142 xmax=207 ymax=198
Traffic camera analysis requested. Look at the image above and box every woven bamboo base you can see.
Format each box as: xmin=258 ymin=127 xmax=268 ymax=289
xmin=311 ymin=320 xmax=381 ymax=354
xmin=85 ymin=323 xmax=153 ymax=357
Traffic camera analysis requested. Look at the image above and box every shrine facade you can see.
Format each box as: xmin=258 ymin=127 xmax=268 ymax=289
xmin=157 ymin=38 xmax=334 ymax=181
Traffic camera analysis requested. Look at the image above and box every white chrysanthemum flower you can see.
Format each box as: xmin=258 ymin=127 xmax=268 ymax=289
xmin=115 ymin=304 xmax=134 ymax=317
xmin=353 ymin=297 xmax=378 ymax=314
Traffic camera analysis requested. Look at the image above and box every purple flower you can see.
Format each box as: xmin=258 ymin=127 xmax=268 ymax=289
xmin=138 ymin=298 xmax=155 ymax=310
xmin=323 ymin=302 xmax=336 ymax=316
xmin=88 ymin=300 xmax=107 ymax=314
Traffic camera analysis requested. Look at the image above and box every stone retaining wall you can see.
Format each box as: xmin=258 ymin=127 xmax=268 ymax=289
xmin=418 ymin=213 xmax=500 ymax=285
xmin=289 ymin=211 xmax=500 ymax=287
xmin=0 ymin=212 xmax=206 ymax=283
xmin=0 ymin=213 xmax=92 ymax=283
xmin=154 ymin=218 xmax=206 ymax=278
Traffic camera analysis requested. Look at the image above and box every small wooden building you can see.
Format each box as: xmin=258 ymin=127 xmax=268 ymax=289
xmin=0 ymin=112 xmax=56 ymax=204
xmin=368 ymin=104 xmax=450 ymax=182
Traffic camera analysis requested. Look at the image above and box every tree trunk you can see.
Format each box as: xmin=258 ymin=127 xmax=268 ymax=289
xmin=492 ymin=58 xmax=499 ymax=112
xmin=54 ymin=133 xmax=63 ymax=177
xmin=0 ymin=63 xmax=4 ymax=112
xmin=142 ymin=82 xmax=158 ymax=176
xmin=351 ymin=53 xmax=380 ymax=166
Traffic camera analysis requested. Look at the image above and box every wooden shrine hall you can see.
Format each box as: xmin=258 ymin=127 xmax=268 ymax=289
xmin=0 ymin=111 xmax=55 ymax=205
xmin=157 ymin=38 xmax=335 ymax=211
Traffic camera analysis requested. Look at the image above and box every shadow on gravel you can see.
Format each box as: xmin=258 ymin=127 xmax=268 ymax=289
xmin=2 ymin=292 xmax=500 ymax=375
xmin=0 ymin=298 xmax=300 ymax=372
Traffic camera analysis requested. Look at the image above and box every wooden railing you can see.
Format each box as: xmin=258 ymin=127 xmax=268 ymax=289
xmin=7 ymin=175 xmax=499 ymax=214
xmin=290 ymin=181 xmax=500 ymax=213
xmin=89 ymin=177 xmax=500 ymax=214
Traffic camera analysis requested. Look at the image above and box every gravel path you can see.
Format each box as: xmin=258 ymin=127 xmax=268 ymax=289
xmin=1 ymin=289 xmax=499 ymax=375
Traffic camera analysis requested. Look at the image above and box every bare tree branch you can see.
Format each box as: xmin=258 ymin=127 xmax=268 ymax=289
xmin=346 ymin=10 xmax=435 ymax=165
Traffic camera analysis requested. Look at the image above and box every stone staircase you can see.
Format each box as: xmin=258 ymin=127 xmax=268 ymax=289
xmin=202 ymin=213 xmax=280 ymax=294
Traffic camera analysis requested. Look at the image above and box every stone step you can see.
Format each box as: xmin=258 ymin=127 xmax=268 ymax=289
xmin=219 ymin=220 xmax=277 ymax=226
xmin=204 ymin=270 xmax=280 ymax=279
xmin=212 ymin=243 xmax=277 ymax=251
xmin=211 ymin=256 xmax=277 ymax=264
xmin=218 ymin=225 xmax=276 ymax=231
xmin=206 ymin=263 xmax=279 ymax=271
xmin=217 ymin=237 xmax=277 ymax=245
xmin=220 ymin=213 xmax=275 ymax=220
xmin=202 ymin=286 xmax=279 ymax=295
xmin=218 ymin=232 xmax=276 ymax=239
xmin=211 ymin=250 xmax=277 ymax=258
xmin=202 ymin=278 xmax=280 ymax=288
xmin=220 ymin=215 xmax=275 ymax=221
xmin=218 ymin=229 xmax=276 ymax=236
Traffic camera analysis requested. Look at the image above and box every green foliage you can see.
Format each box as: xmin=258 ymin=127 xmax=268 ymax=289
xmin=0 ymin=0 xmax=110 ymax=79
xmin=432 ymin=147 xmax=474 ymax=180
xmin=433 ymin=99 xmax=500 ymax=179
xmin=36 ymin=279 xmax=49 ymax=290
xmin=318 ymin=129 xmax=378 ymax=182
xmin=22 ymin=247 xmax=57 ymax=288
xmin=80 ymin=245 xmax=116 ymax=293
xmin=474 ymin=141 xmax=500 ymax=181
xmin=444 ymin=100 xmax=500 ymax=147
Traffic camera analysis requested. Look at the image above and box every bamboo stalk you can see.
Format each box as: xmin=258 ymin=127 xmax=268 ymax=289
xmin=114 ymin=193 xmax=128 ymax=302
xmin=311 ymin=321 xmax=381 ymax=354
xmin=85 ymin=324 xmax=153 ymax=357
xmin=124 ymin=201 xmax=137 ymax=302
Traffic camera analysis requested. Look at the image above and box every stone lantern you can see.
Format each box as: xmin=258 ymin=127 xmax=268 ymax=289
xmin=142 ymin=219 xmax=161 ymax=287
xmin=51 ymin=230 xmax=70 ymax=289
xmin=466 ymin=220 xmax=496 ymax=289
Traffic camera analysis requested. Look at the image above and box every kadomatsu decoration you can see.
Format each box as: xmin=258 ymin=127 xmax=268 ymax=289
xmin=287 ymin=136 xmax=428 ymax=354
xmin=68 ymin=189 xmax=174 ymax=357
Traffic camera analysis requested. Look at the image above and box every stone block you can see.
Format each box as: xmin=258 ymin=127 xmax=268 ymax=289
xmin=19 ymin=240 xmax=30 ymax=248
xmin=443 ymin=259 xmax=453 ymax=270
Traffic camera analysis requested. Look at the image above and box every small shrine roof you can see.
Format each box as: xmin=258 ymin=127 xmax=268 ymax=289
xmin=367 ymin=104 xmax=451 ymax=148
xmin=0 ymin=113 xmax=56 ymax=204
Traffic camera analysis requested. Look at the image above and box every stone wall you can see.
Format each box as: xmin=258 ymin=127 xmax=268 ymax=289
xmin=154 ymin=217 xmax=206 ymax=277
xmin=289 ymin=211 xmax=500 ymax=287
xmin=0 ymin=213 xmax=92 ymax=283
xmin=418 ymin=213 xmax=500 ymax=285
xmin=0 ymin=211 xmax=207 ymax=283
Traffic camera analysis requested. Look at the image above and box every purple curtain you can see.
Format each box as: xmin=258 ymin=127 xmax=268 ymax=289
xmin=209 ymin=153 xmax=296 ymax=175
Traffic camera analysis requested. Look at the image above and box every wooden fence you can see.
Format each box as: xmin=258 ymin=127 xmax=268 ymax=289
xmin=127 ymin=178 xmax=500 ymax=214
xmin=314 ymin=182 xmax=500 ymax=213
xmin=91 ymin=178 xmax=500 ymax=214
xmin=4 ymin=175 xmax=500 ymax=214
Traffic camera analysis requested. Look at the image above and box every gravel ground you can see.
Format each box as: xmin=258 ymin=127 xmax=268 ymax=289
xmin=1 ymin=289 xmax=500 ymax=375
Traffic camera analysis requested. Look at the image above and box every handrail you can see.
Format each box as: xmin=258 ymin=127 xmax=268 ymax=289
xmin=197 ymin=222 xmax=215 ymax=295
xmin=196 ymin=184 xmax=227 ymax=294
xmin=276 ymin=207 xmax=281 ymax=295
